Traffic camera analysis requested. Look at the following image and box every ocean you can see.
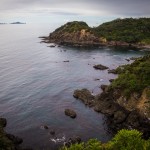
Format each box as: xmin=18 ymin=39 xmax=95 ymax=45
xmin=0 ymin=23 xmax=148 ymax=150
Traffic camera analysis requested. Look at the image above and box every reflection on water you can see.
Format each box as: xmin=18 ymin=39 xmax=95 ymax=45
xmin=0 ymin=24 xmax=149 ymax=150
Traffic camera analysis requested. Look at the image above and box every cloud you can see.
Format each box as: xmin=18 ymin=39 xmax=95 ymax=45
xmin=0 ymin=0 xmax=149 ymax=23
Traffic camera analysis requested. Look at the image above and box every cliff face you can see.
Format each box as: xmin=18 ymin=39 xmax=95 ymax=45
xmin=48 ymin=29 xmax=103 ymax=46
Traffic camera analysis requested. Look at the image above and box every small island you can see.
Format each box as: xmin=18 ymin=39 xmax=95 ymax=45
xmin=41 ymin=18 xmax=150 ymax=48
xmin=10 ymin=22 xmax=26 ymax=24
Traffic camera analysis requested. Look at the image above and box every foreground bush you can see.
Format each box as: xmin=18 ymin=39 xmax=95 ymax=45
xmin=60 ymin=129 xmax=150 ymax=150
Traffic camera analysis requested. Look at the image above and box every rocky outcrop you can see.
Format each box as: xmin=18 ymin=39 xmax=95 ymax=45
xmin=65 ymin=109 xmax=77 ymax=118
xmin=64 ymin=136 xmax=81 ymax=147
xmin=93 ymin=64 xmax=109 ymax=70
xmin=74 ymin=87 xmax=150 ymax=138
xmin=73 ymin=89 xmax=95 ymax=107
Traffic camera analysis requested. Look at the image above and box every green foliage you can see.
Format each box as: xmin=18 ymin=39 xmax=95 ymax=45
xmin=93 ymin=18 xmax=150 ymax=44
xmin=55 ymin=21 xmax=90 ymax=33
xmin=61 ymin=129 xmax=150 ymax=150
xmin=108 ymin=129 xmax=146 ymax=150
xmin=110 ymin=55 xmax=150 ymax=98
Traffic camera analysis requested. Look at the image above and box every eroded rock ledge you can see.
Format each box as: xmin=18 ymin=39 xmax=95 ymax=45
xmin=73 ymin=87 xmax=150 ymax=139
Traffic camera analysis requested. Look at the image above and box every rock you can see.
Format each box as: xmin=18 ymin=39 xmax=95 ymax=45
xmin=63 ymin=60 xmax=69 ymax=62
xmin=109 ymin=79 xmax=114 ymax=82
xmin=65 ymin=109 xmax=77 ymax=118
xmin=6 ymin=134 xmax=23 ymax=145
xmin=108 ymin=69 xmax=118 ymax=74
xmin=93 ymin=64 xmax=109 ymax=70
xmin=100 ymin=85 xmax=108 ymax=92
xmin=49 ymin=45 xmax=56 ymax=47
xmin=127 ymin=111 xmax=140 ymax=127
xmin=0 ymin=118 xmax=7 ymax=127
xmin=125 ymin=58 xmax=130 ymax=62
xmin=73 ymin=89 xmax=95 ymax=106
xmin=113 ymin=111 xmax=127 ymax=124
xmin=50 ymin=130 xmax=55 ymax=135
xmin=44 ymin=125 xmax=49 ymax=129
xmin=64 ymin=136 xmax=81 ymax=147
xmin=94 ymin=78 xmax=100 ymax=81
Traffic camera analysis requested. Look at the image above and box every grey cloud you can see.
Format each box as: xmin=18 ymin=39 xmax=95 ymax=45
xmin=0 ymin=0 xmax=150 ymax=17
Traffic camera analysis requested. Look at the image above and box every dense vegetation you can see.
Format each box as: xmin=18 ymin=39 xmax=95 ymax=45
xmin=110 ymin=55 xmax=150 ymax=98
xmin=93 ymin=18 xmax=150 ymax=44
xmin=61 ymin=129 xmax=150 ymax=150
xmin=54 ymin=21 xmax=90 ymax=33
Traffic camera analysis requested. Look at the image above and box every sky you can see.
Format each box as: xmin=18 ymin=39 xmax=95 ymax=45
xmin=0 ymin=0 xmax=150 ymax=25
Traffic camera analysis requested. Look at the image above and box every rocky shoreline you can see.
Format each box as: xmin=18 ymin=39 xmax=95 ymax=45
xmin=73 ymin=56 xmax=150 ymax=139
xmin=73 ymin=88 xmax=150 ymax=139
xmin=40 ymin=36 xmax=150 ymax=50
xmin=0 ymin=118 xmax=32 ymax=150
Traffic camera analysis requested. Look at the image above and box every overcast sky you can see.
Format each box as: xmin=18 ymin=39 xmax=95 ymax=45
xmin=0 ymin=0 xmax=150 ymax=24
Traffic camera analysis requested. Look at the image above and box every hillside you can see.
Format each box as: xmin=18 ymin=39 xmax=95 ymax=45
xmin=93 ymin=18 xmax=150 ymax=44
xmin=41 ymin=18 xmax=150 ymax=48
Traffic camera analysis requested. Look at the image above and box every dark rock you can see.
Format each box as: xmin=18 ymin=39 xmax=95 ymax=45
xmin=44 ymin=125 xmax=49 ymax=129
xmin=63 ymin=60 xmax=69 ymax=62
xmin=93 ymin=64 xmax=109 ymax=70
xmin=94 ymin=78 xmax=100 ymax=81
xmin=113 ymin=111 xmax=127 ymax=124
xmin=127 ymin=111 xmax=140 ymax=127
xmin=49 ymin=45 xmax=56 ymax=47
xmin=108 ymin=69 xmax=118 ymax=74
xmin=64 ymin=136 xmax=81 ymax=147
xmin=109 ymin=79 xmax=114 ymax=82
xmin=0 ymin=118 xmax=7 ymax=127
xmin=125 ymin=58 xmax=130 ymax=62
xmin=50 ymin=130 xmax=55 ymax=135
xmin=65 ymin=109 xmax=77 ymax=118
xmin=6 ymin=134 xmax=23 ymax=145
xmin=73 ymin=89 xmax=95 ymax=106
xmin=100 ymin=85 xmax=108 ymax=92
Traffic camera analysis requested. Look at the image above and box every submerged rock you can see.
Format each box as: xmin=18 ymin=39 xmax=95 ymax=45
xmin=43 ymin=125 xmax=49 ymax=129
xmin=63 ymin=60 xmax=70 ymax=62
xmin=50 ymin=130 xmax=55 ymax=135
xmin=93 ymin=64 xmax=109 ymax=70
xmin=65 ymin=109 xmax=77 ymax=118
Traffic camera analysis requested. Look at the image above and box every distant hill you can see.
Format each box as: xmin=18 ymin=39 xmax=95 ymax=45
xmin=42 ymin=18 xmax=150 ymax=48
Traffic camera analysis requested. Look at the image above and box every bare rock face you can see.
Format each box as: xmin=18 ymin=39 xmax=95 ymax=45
xmin=73 ymin=89 xmax=95 ymax=107
xmin=93 ymin=64 xmax=109 ymax=70
xmin=65 ymin=109 xmax=77 ymax=118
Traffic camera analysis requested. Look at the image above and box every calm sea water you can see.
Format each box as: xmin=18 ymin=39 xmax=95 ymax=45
xmin=0 ymin=24 xmax=149 ymax=150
